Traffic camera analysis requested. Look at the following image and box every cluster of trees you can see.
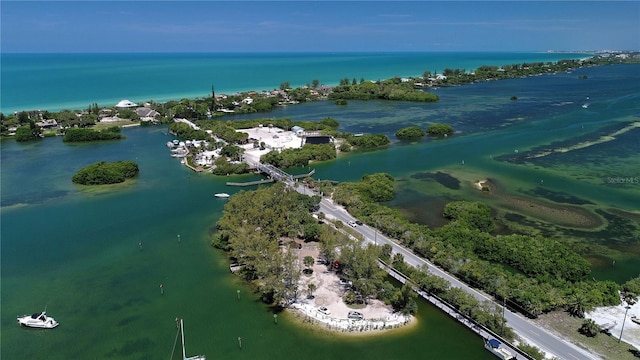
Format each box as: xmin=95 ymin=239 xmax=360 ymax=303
xmin=261 ymin=143 xmax=336 ymax=168
xmin=72 ymin=161 xmax=139 ymax=185
xmin=327 ymin=175 xmax=623 ymax=319
xmin=332 ymin=173 xmax=395 ymax=206
xmin=426 ymin=123 xmax=454 ymax=137
xmin=443 ymin=201 xmax=495 ymax=233
xmin=212 ymin=181 xmax=418 ymax=314
xmin=63 ymin=127 xmax=124 ymax=142
xmin=210 ymin=157 xmax=249 ymax=175
xmin=4 ymin=52 xmax=637 ymax=139
xmin=344 ymin=134 xmax=390 ymax=150
xmin=329 ymin=77 xmax=439 ymax=102
xmin=168 ymin=122 xmax=209 ymax=141
xmin=395 ymin=126 xmax=426 ymax=141
xmin=14 ymin=122 xmax=43 ymax=142
xmin=212 ymin=183 xmax=321 ymax=305
xmin=422 ymin=55 xmax=640 ymax=87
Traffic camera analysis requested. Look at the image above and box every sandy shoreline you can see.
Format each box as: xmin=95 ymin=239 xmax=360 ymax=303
xmin=287 ymin=241 xmax=415 ymax=335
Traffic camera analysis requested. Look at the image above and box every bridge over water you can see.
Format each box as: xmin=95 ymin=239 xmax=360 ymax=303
xmin=227 ymin=159 xmax=314 ymax=187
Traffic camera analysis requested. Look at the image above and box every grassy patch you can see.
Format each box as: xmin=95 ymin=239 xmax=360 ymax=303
xmin=533 ymin=311 xmax=638 ymax=360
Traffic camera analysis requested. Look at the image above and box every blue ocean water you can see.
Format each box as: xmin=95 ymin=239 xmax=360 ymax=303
xmin=0 ymin=52 xmax=588 ymax=113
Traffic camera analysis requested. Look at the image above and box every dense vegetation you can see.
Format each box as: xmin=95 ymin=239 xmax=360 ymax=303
xmin=213 ymin=182 xmax=418 ymax=314
xmin=422 ymin=54 xmax=640 ymax=87
xmin=168 ymin=122 xmax=210 ymax=141
xmin=443 ymin=201 xmax=495 ymax=233
xmin=261 ymin=143 xmax=336 ymax=168
xmin=395 ymin=126 xmax=426 ymax=141
xmin=14 ymin=123 xmax=42 ymax=142
xmin=210 ymin=157 xmax=250 ymax=176
xmin=328 ymin=175 xmax=621 ymax=319
xmin=345 ymin=134 xmax=390 ymax=150
xmin=328 ymin=77 xmax=439 ymax=102
xmin=72 ymin=161 xmax=139 ymax=185
xmin=426 ymin=123 xmax=454 ymax=137
xmin=2 ymin=52 xmax=638 ymax=140
xmin=63 ymin=127 xmax=124 ymax=142
xmin=212 ymin=183 xmax=320 ymax=305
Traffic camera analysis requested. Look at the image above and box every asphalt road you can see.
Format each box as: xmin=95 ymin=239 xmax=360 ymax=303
xmin=308 ymin=191 xmax=599 ymax=360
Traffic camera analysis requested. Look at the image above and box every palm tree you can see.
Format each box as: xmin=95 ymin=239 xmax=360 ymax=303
xmin=567 ymin=293 xmax=588 ymax=318
xmin=579 ymin=319 xmax=600 ymax=337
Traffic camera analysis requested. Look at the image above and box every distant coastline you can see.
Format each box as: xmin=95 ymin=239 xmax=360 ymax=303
xmin=0 ymin=51 xmax=597 ymax=114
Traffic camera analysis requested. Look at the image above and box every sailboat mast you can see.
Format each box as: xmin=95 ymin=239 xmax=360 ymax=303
xmin=180 ymin=319 xmax=187 ymax=360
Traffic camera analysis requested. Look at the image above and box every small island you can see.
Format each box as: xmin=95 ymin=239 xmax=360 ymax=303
xmin=395 ymin=126 xmax=426 ymax=141
xmin=72 ymin=160 xmax=139 ymax=185
xmin=426 ymin=123 xmax=454 ymax=137
xmin=63 ymin=127 xmax=124 ymax=142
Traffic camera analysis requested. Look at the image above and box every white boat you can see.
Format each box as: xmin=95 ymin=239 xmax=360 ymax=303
xmin=17 ymin=311 xmax=59 ymax=329
xmin=177 ymin=318 xmax=205 ymax=360
xmin=582 ymin=103 xmax=589 ymax=108
xmin=214 ymin=193 xmax=230 ymax=198
xmin=484 ymin=339 xmax=515 ymax=360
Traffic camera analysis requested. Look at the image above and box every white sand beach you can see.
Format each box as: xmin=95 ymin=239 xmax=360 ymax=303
xmin=586 ymin=297 xmax=640 ymax=350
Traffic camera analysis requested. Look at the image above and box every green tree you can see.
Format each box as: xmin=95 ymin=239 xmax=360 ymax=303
xmin=17 ymin=111 xmax=30 ymax=124
xmin=312 ymin=79 xmax=319 ymax=88
xmin=63 ymin=128 xmax=124 ymax=142
xmin=517 ymin=344 xmax=546 ymax=360
xmin=391 ymin=284 xmax=418 ymax=315
xmin=426 ymin=123 xmax=454 ymax=137
xmin=443 ymin=201 xmax=495 ymax=233
xmin=14 ymin=123 xmax=41 ymax=142
xmin=307 ymin=283 xmax=317 ymax=298
xmin=567 ymin=292 xmax=589 ymax=318
xmin=280 ymin=81 xmax=291 ymax=90
xmin=72 ymin=161 xmax=139 ymax=185
xmin=578 ymin=319 xmax=600 ymax=337
xmin=303 ymin=255 xmax=315 ymax=273
xmin=395 ymin=126 xmax=426 ymax=141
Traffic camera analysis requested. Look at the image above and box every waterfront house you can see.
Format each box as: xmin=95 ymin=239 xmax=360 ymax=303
xmin=291 ymin=126 xmax=305 ymax=136
xmin=135 ymin=107 xmax=159 ymax=118
xmin=36 ymin=119 xmax=59 ymax=130
xmin=115 ymin=99 xmax=137 ymax=108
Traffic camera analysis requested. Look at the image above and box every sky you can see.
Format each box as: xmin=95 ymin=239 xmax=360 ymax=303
xmin=1 ymin=1 xmax=638 ymax=53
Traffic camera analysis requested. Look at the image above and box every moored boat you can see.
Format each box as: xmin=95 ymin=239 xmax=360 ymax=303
xmin=214 ymin=193 xmax=230 ymax=198
xmin=484 ymin=339 xmax=515 ymax=360
xmin=17 ymin=311 xmax=59 ymax=329
xmin=175 ymin=318 xmax=205 ymax=360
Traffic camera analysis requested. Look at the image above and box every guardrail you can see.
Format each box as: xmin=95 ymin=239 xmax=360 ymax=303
xmin=378 ymin=260 xmax=535 ymax=360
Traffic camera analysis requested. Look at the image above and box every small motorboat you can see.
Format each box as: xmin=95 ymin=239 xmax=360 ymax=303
xmin=214 ymin=193 xmax=230 ymax=198
xmin=17 ymin=311 xmax=59 ymax=329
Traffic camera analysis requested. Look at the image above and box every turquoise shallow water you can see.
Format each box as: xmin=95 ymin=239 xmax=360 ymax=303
xmin=2 ymin=53 xmax=639 ymax=359
xmin=1 ymin=127 xmax=494 ymax=359
xmin=1 ymin=52 xmax=587 ymax=113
